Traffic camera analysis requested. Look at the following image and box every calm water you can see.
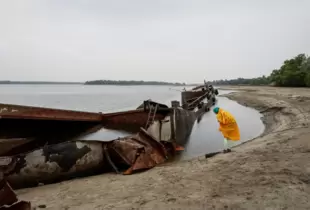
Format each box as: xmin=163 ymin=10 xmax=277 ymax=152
xmin=0 ymin=85 xmax=264 ymax=158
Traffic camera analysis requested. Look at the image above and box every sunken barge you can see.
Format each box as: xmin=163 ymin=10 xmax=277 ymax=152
xmin=0 ymin=83 xmax=218 ymax=209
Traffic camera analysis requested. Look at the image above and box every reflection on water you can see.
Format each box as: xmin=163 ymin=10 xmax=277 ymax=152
xmin=0 ymin=85 xmax=264 ymax=158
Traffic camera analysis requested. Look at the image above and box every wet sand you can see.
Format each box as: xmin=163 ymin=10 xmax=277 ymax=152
xmin=17 ymin=86 xmax=310 ymax=210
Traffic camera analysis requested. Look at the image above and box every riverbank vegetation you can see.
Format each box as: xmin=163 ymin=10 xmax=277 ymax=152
xmin=210 ymin=54 xmax=310 ymax=87
xmin=85 ymin=80 xmax=185 ymax=86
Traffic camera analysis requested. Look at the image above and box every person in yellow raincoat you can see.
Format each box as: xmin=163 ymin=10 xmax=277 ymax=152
xmin=213 ymin=107 xmax=240 ymax=153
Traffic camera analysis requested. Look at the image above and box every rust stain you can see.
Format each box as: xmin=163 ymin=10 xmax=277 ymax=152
xmin=107 ymin=128 xmax=168 ymax=175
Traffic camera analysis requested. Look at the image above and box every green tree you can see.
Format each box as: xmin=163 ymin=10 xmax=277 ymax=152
xmin=209 ymin=53 xmax=310 ymax=87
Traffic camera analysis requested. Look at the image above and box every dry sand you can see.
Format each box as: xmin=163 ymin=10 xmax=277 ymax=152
xmin=17 ymin=86 xmax=310 ymax=210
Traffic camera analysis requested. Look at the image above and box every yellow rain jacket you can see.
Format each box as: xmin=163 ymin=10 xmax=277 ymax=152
xmin=216 ymin=109 xmax=240 ymax=141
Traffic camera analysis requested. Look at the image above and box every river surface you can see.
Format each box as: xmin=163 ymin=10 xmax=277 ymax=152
xmin=0 ymin=85 xmax=264 ymax=159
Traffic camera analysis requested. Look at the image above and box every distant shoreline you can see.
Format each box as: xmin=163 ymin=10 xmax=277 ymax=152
xmin=0 ymin=80 xmax=195 ymax=86
xmin=84 ymin=83 xmax=188 ymax=86
xmin=84 ymin=80 xmax=186 ymax=86
xmin=0 ymin=81 xmax=83 ymax=85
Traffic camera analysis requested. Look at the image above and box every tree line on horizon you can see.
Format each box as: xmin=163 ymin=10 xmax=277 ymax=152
xmin=209 ymin=54 xmax=310 ymax=87
xmin=85 ymin=80 xmax=186 ymax=86
xmin=0 ymin=81 xmax=82 ymax=85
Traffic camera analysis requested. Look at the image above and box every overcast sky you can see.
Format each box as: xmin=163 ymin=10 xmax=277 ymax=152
xmin=0 ymin=0 xmax=309 ymax=83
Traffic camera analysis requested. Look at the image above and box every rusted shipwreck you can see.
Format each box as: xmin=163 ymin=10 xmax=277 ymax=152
xmin=181 ymin=82 xmax=218 ymax=110
xmin=0 ymin=83 xmax=218 ymax=209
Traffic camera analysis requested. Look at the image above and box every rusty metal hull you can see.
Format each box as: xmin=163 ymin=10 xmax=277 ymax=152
xmin=0 ymin=102 xmax=171 ymax=146
xmin=101 ymin=109 xmax=169 ymax=133
xmin=108 ymin=128 xmax=167 ymax=174
xmin=181 ymin=90 xmax=205 ymax=106
xmin=0 ymin=103 xmax=106 ymax=156
xmin=0 ymin=103 xmax=103 ymax=121
xmin=146 ymin=102 xmax=214 ymax=147
xmin=7 ymin=141 xmax=105 ymax=189
xmin=0 ymin=139 xmax=33 ymax=156
xmin=0 ymin=85 xmax=220 ymax=205
xmin=0 ymin=119 xmax=102 ymax=156
xmin=0 ymin=87 xmax=217 ymax=191
xmin=181 ymin=83 xmax=218 ymax=111
xmin=5 ymin=128 xmax=168 ymax=189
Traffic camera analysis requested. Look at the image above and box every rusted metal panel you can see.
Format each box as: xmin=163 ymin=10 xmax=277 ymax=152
xmin=0 ymin=103 xmax=103 ymax=122
xmin=0 ymin=139 xmax=33 ymax=156
xmin=147 ymin=121 xmax=161 ymax=140
xmin=0 ymin=118 xmax=102 ymax=155
xmin=181 ymin=83 xmax=218 ymax=110
xmin=110 ymin=128 xmax=167 ymax=174
xmin=0 ymin=180 xmax=17 ymax=206
xmin=0 ymin=102 xmax=170 ymax=142
xmin=186 ymin=93 xmax=209 ymax=110
xmin=181 ymin=90 xmax=205 ymax=106
xmin=0 ymin=180 xmax=31 ymax=210
xmin=101 ymin=109 xmax=168 ymax=133
xmin=174 ymin=108 xmax=197 ymax=146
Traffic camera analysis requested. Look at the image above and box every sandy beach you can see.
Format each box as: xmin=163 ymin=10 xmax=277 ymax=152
xmin=17 ymin=86 xmax=310 ymax=210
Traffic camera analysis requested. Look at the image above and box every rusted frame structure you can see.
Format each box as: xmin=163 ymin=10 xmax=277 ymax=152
xmin=0 ymin=83 xmax=219 ymax=208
